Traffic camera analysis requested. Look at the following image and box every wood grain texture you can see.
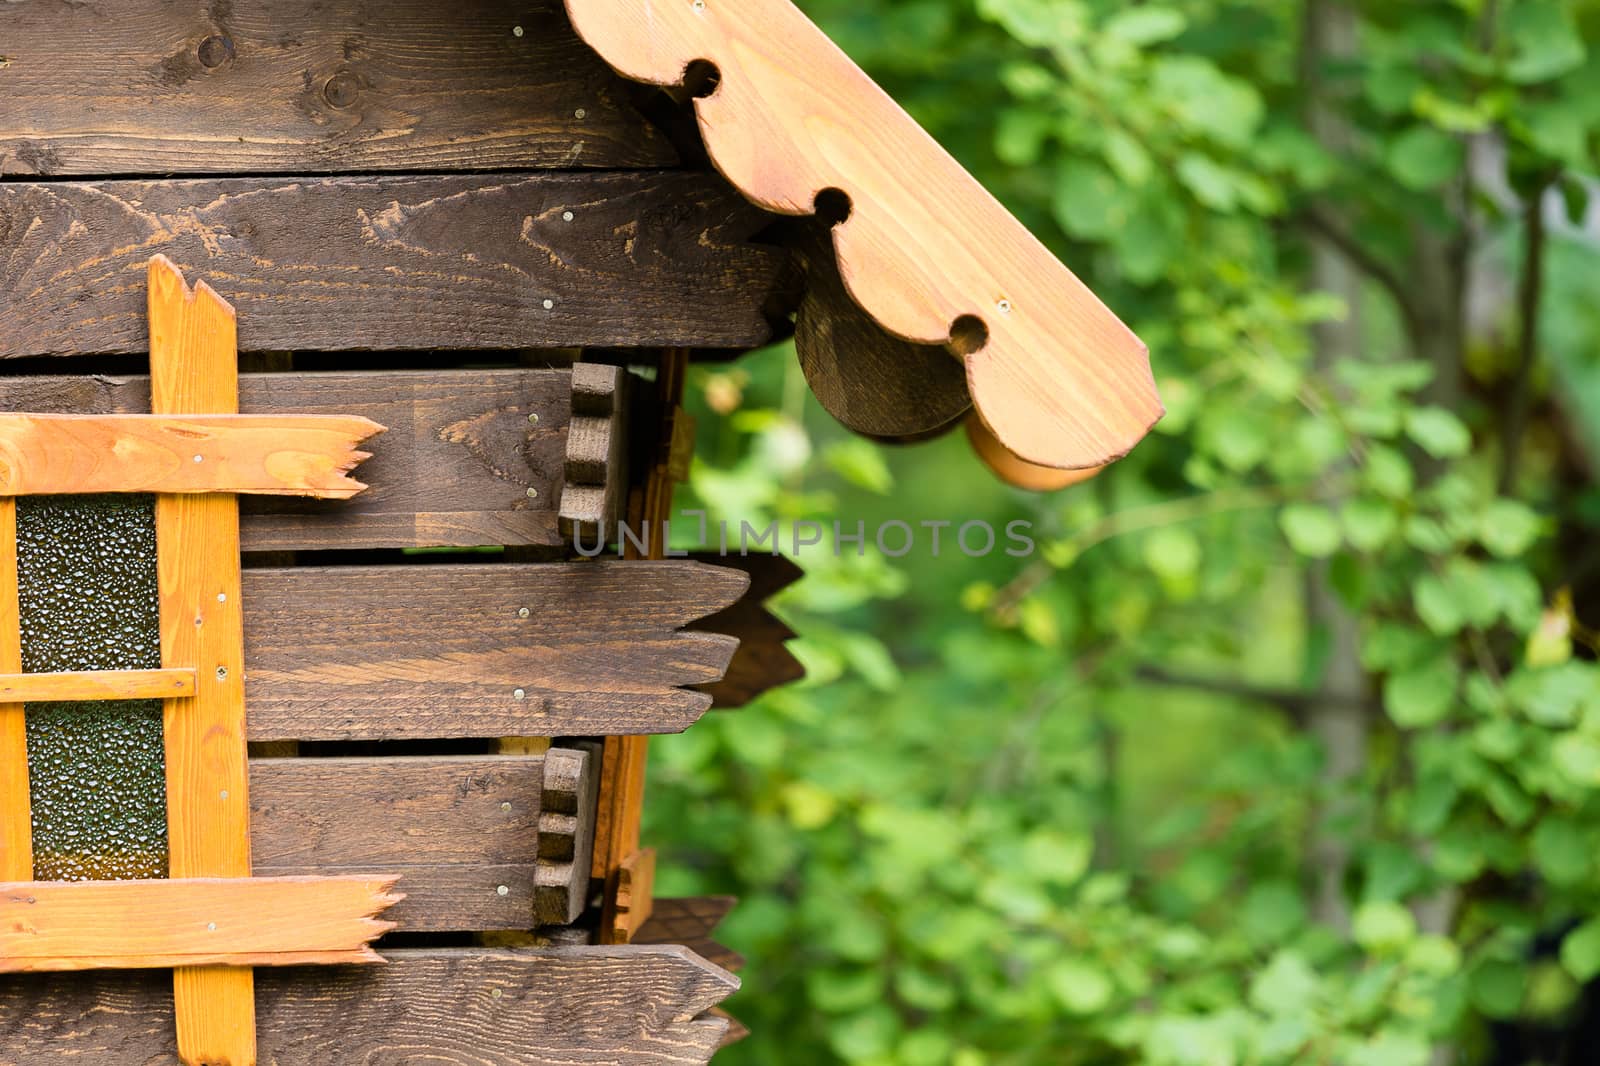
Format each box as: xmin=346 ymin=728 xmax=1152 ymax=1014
xmin=560 ymin=364 xmax=631 ymax=546
xmin=965 ymin=410 xmax=1103 ymax=491
xmin=246 ymin=752 xmax=596 ymax=932
xmin=535 ymin=744 xmax=601 ymax=926
xmin=635 ymin=896 xmax=745 ymax=974
xmin=0 ymin=0 xmax=673 ymax=176
xmin=0 ymin=173 xmax=785 ymax=358
xmin=146 ymin=255 xmax=257 ymax=1066
xmin=0 ymin=369 xmax=576 ymax=551
xmin=0 ymin=501 xmax=25 ymax=883
xmin=691 ymin=552 xmax=805 ymax=709
xmin=0 ymin=415 xmax=381 ymax=499
xmin=0 ymin=877 xmax=400 ymax=973
xmin=608 ymin=848 xmax=656 ymax=945
xmin=564 ymin=0 xmax=1162 ymax=469
xmin=791 ymin=223 xmax=970 ymax=441
xmin=239 ymin=561 xmax=748 ymax=741
xmin=594 ymin=351 xmax=687 ymax=933
xmin=0 ymin=946 xmax=735 ymax=1065
xmin=0 ymin=669 xmax=195 ymax=703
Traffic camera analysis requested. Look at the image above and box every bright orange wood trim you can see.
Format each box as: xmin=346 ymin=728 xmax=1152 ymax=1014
xmin=0 ymin=499 xmax=28 ymax=882
xmin=0 ymin=668 xmax=197 ymax=703
xmin=0 ymin=413 xmax=382 ymax=498
xmin=148 ymin=255 xmax=259 ymax=1066
xmin=563 ymin=0 xmax=1162 ymax=470
xmin=0 ymin=875 xmax=401 ymax=972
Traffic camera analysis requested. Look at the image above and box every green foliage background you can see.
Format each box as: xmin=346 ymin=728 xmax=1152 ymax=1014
xmin=642 ymin=1 xmax=1600 ymax=1062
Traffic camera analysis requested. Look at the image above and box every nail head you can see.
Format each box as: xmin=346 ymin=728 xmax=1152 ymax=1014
xmin=513 ymin=688 xmax=526 ymax=700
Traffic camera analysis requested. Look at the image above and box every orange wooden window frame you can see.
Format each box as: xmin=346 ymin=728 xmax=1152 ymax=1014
xmin=0 ymin=257 xmax=392 ymax=1066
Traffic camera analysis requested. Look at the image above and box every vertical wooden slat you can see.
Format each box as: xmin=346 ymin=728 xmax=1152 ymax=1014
xmin=597 ymin=350 xmax=689 ymax=944
xmin=148 ymin=255 xmax=256 ymax=1066
xmin=0 ymin=498 xmax=30 ymax=881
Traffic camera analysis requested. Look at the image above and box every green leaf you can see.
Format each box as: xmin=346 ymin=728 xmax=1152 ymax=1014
xmin=1531 ymin=816 xmax=1592 ymax=887
xmin=1404 ymin=406 xmax=1472 ymax=458
xmin=1021 ymin=830 xmax=1093 ymax=885
xmin=1386 ymin=126 xmax=1465 ymax=191
xmin=1365 ymin=445 xmax=1415 ymax=499
xmin=1045 ymin=958 xmax=1115 ymax=1014
xmin=824 ymin=439 xmax=894 ymax=494
xmin=1144 ymin=526 xmax=1201 ymax=582
xmin=1384 ymin=657 xmax=1460 ymax=728
xmin=1414 ymin=574 xmax=1463 ymax=635
xmin=1354 ymin=900 xmax=1417 ymax=954
xmin=1479 ymin=499 xmax=1543 ymax=558
xmin=1053 ymin=159 xmax=1125 ymax=238
xmin=1552 ymin=734 xmax=1600 ymax=788
xmin=1471 ymin=957 xmax=1527 ymax=1018
xmin=1176 ymin=153 xmax=1241 ymax=211
xmin=1104 ymin=6 xmax=1186 ymax=45
xmin=1343 ymin=498 xmax=1399 ymax=552
xmin=1505 ymin=1 xmax=1587 ymax=83
xmin=1507 ymin=662 xmax=1595 ymax=727
xmin=1249 ymin=950 xmax=1320 ymax=1016
xmin=1561 ymin=919 xmax=1600 ymax=982
xmin=1280 ymin=503 xmax=1342 ymax=557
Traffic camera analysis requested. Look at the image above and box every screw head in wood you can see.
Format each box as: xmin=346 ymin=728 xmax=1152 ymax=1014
xmin=197 ymin=34 xmax=234 ymax=68
xmin=512 ymin=25 xmax=524 ymax=37
xmin=492 ymin=987 xmax=504 ymax=999
xmin=518 ymin=607 xmax=530 ymax=618
xmin=193 ymin=454 xmax=204 ymax=463
xmin=323 ymin=71 xmax=361 ymax=109
xmin=562 ymin=210 xmax=574 ymax=222
xmin=997 ymin=298 xmax=1014 ymax=315
xmin=542 ymin=298 xmax=555 ymax=310
xmin=526 ymin=487 xmax=538 ymax=499
xmin=693 ymin=0 xmax=706 ymax=10
xmin=513 ymin=688 xmax=526 ymax=700
xmin=574 ymin=107 xmax=587 ymax=119
xmin=215 ymin=666 xmax=228 ymax=682
xmin=217 ymin=593 xmax=227 ymax=603
xmin=497 ymin=885 xmax=510 ymax=896
xmin=528 ymin=412 xmax=540 ymax=425
xmin=207 ymin=922 xmax=218 ymax=931
xmin=501 ymin=801 xmax=513 ymax=812
xmin=219 ymin=790 xmax=229 ymax=801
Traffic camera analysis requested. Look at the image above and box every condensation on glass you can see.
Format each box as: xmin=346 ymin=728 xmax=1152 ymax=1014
xmin=18 ymin=495 xmax=168 ymax=881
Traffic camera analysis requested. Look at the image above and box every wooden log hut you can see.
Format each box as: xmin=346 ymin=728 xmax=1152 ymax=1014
xmin=0 ymin=1 xmax=1161 ymax=1062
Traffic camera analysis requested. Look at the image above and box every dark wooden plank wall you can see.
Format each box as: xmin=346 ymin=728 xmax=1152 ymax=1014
xmin=0 ymin=370 xmax=579 ymax=551
xmin=0 ymin=2 xmax=761 ymax=1053
xmin=0 ymin=946 xmax=736 ymax=1064
xmin=246 ymin=749 xmax=595 ymax=931
xmin=240 ymin=561 xmax=749 ymax=739
xmin=0 ymin=0 xmax=675 ymax=175
xmin=0 ymin=174 xmax=783 ymax=357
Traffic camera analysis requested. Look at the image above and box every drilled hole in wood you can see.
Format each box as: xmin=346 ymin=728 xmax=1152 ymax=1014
xmin=948 ymin=314 xmax=989 ymax=358
xmin=814 ymin=187 xmax=853 ymax=228
xmin=682 ymin=59 xmax=721 ymax=99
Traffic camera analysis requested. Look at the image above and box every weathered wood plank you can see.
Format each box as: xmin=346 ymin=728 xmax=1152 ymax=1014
xmin=247 ymin=752 xmax=595 ymax=932
xmin=560 ymin=364 xmax=632 ymax=546
xmin=692 ymin=552 xmax=805 ymax=708
xmin=635 ymin=896 xmax=745 ymax=974
xmin=147 ymin=255 xmax=257 ymax=1066
xmin=0 ymin=0 xmax=674 ymax=176
xmin=0 ymin=414 xmax=381 ymax=498
xmin=0 ymin=369 xmax=577 ymax=551
xmin=0 ymin=668 xmax=195 ymax=703
xmin=0 ymin=946 xmax=734 ymax=1065
xmin=0 ymin=876 xmax=400 ymax=973
xmin=535 ymin=743 xmax=601 ymax=925
xmin=0 ymin=173 xmax=785 ymax=358
xmin=239 ymin=561 xmax=748 ymax=741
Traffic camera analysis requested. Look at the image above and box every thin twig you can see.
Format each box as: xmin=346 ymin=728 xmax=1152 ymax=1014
xmin=1298 ymin=204 xmax=1421 ymax=327
xmin=1498 ymin=176 xmax=1554 ymax=494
